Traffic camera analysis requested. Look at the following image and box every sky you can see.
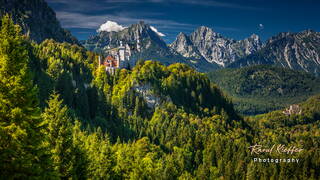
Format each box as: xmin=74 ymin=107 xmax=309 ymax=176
xmin=46 ymin=0 xmax=320 ymax=43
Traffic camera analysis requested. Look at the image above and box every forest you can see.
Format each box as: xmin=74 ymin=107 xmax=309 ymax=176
xmin=208 ymin=66 xmax=320 ymax=115
xmin=1 ymin=15 xmax=320 ymax=179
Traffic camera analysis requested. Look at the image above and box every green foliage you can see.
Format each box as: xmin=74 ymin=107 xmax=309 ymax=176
xmin=31 ymin=39 xmax=96 ymax=123
xmin=244 ymin=95 xmax=320 ymax=179
xmin=208 ymin=65 xmax=320 ymax=115
xmin=0 ymin=14 xmax=52 ymax=178
xmin=42 ymin=92 xmax=75 ymax=178
xmin=1 ymin=16 xmax=320 ymax=179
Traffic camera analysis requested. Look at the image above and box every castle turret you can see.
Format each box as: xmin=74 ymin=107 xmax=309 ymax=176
xmin=118 ymin=41 xmax=126 ymax=68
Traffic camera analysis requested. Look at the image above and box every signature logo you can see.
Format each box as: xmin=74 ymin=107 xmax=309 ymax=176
xmin=248 ymin=144 xmax=303 ymax=155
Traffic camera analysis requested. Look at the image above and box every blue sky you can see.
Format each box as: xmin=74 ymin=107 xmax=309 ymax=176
xmin=46 ymin=0 xmax=320 ymax=43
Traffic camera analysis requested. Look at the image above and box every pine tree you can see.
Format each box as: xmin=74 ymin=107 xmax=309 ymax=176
xmin=42 ymin=92 xmax=75 ymax=178
xmin=0 ymin=14 xmax=50 ymax=178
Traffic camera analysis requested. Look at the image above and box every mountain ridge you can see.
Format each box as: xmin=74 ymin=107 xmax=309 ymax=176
xmin=81 ymin=21 xmax=219 ymax=71
xmin=3 ymin=0 xmax=319 ymax=75
xmin=228 ymin=29 xmax=320 ymax=75
xmin=0 ymin=0 xmax=79 ymax=44
xmin=171 ymin=26 xmax=263 ymax=67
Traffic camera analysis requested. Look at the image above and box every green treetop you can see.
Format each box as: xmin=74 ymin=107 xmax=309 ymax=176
xmin=42 ymin=92 xmax=75 ymax=178
xmin=0 ymin=14 xmax=49 ymax=178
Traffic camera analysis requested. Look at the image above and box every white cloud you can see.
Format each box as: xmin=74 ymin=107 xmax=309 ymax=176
xmin=97 ymin=21 xmax=126 ymax=32
xmin=150 ymin=26 xmax=165 ymax=37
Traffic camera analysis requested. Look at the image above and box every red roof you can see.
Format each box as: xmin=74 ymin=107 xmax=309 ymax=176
xmin=106 ymin=55 xmax=116 ymax=61
xmin=104 ymin=55 xmax=118 ymax=68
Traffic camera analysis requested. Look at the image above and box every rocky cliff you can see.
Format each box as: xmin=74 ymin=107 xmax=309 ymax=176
xmin=0 ymin=0 xmax=78 ymax=44
xmin=229 ymin=30 xmax=320 ymax=75
xmin=82 ymin=21 xmax=218 ymax=71
xmin=170 ymin=26 xmax=262 ymax=67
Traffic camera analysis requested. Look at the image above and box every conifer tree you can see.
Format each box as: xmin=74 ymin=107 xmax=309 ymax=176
xmin=42 ymin=92 xmax=75 ymax=178
xmin=0 ymin=14 xmax=49 ymax=178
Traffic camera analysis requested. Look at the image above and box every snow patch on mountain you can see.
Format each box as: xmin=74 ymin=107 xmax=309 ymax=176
xmin=150 ymin=26 xmax=165 ymax=37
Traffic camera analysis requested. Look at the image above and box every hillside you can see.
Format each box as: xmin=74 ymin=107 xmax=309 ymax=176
xmin=1 ymin=15 xmax=320 ymax=179
xmin=208 ymin=65 xmax=320 ymax=115
xmin=30 ymin=39 xmax=239 ymax=133
xmin=242 ymin=95 xmax=320 ymax=179
xmin=0 ymin=0 xmax=78 ymax=44
xmin=247 ymin=94 xmax=320 ymax=129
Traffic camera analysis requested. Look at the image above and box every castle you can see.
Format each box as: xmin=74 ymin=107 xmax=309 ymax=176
xmin=99 ymin=41 xmax=131 ymax=74
xmin=282 ymin=104 xmax=302 ymax=116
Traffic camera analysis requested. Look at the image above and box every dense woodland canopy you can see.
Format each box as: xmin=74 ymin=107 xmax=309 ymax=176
xmin=0 ymin=15 xmax=320 ymax=179
xmin=208 ymin=66 xmax=320 ymax=115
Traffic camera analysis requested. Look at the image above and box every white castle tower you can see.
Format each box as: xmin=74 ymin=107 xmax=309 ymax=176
xmin=102 ymin=41 xmax=132 ymax=72
xmin=118 ymin=41 xmax=126 ymax=68
xmin=117 ymin=41 xmax=131 ymax=68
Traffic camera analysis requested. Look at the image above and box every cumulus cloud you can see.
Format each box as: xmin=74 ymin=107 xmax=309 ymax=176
xmin=97 ymin=21 xmax=126 ymax=32
xmin=150 ymin=26 xmax=165 ymax=37
xmin=259 ymin=23 xmax=264 ymax=30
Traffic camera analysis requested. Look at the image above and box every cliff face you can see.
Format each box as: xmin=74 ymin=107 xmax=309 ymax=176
xmin=83 ymin=21 xmax=170 ymax=55
xmin=170 ymin=26 xmax=262 ymax=67
xmin=82 ymin=21 xmax=219 ymax=71
xmin=229 ymin=30 xmax=320 ymax=75
xmin=169 ymin=32 xmax=203 ymax=59
xmin=0 ymin=0 xmax=78 ymax=44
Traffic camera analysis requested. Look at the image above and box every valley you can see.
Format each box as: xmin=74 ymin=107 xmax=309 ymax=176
xmin=0 ymin=0 xmax=320 ymax=179
xmin=208 ymin=65 xmax=320 ymax=115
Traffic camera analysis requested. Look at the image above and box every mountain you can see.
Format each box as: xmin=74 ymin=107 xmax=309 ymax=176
xmin=2 ymin=15 xmax=320 ymax=179
xmin=229 ymin=30 xmax=320 ymax=75
xmin=81 ymin=22 xmax=218 ymax=71
xmin=170 ymin=26 xmax=262 ymax=67
xmin=0 ymin=0 xmax=78 ymax=44
xmin=169 ymin=32 xmax=203 ymax=60
xmin=82 ymin=21 xmax=171 ymax=61
xmin=208 ymin=65 xmax=320 ymax=115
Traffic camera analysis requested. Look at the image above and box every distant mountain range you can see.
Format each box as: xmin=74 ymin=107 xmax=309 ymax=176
xmin=228 ymin=30 xmax=320 ymax=75
xmin=81 ymin=23 xmax=263 ymax=71
xmin=82 ymin=21 xmax=320 ymax=75
xmin=170 ymin=26 xmax=262 ymax=67
xmin=1 ymin=0 xmax=320 ymax=75
xmin=81 ymin=21 xmax=219 ymax=71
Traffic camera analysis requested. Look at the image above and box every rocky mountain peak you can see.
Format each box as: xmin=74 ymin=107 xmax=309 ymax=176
xmin=193 ymin=26 xmax=221 ymax=38
xmin=82 ymin=21 xmax=175 ymax=65
xmin=169 ymin=32 xmax=201 ymax=59
xmin=171 ymin=26 xmax=262 ymax=67
xmin=229 ymin=30 xmax=320 ymax=76
xmin=174 ymin=32 xmax=190 ymax=44
xmin=240 ymin=34 xmax=263 ymax=56
xmin=197 ymin=26 xmax=212 ymax=32
xmin=176 ymin=32 xmax=187 ymax=38
xmin=267 ymin=32 xmax=292 ymax=44
xmin=196 ymin=26 xmax=214 ymax=33
xmin=249 ymin=34 xmax=260 ymax=41
xmin=131 ymin=21 xmax=148 ymax=31
xmin=301 ymin=29 xmax=316 ymax=35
